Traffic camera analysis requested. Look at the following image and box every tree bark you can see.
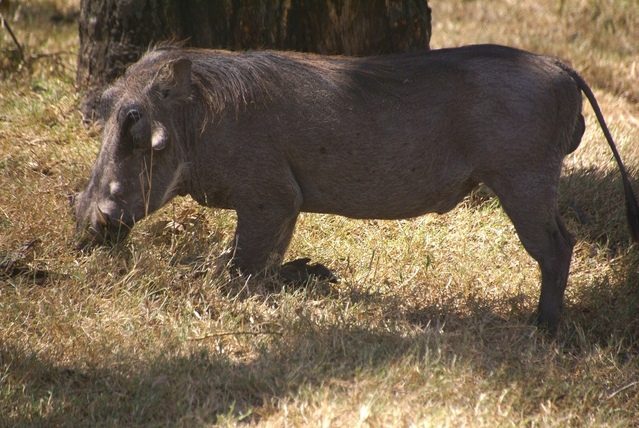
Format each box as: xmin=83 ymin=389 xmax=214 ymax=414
xmin=77 ymin=0 xmax=431 ymax=120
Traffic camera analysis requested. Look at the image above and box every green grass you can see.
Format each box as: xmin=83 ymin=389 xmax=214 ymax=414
xmin=1 ymin=0 xmax=639 ymax=426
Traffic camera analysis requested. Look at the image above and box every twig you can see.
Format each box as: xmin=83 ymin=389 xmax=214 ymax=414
xmin=0 ymin=12 xmax=24 ymax=63
xmin=188 ymin=330 xmax=283 ymax=341
xmin=607 ymin=381 xmax=639 ymax=400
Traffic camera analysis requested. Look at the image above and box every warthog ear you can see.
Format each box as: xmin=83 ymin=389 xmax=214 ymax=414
xmin=172 ymin=58 xmax=191 ymax=88
xmin=97 ymin=85 xmax=120 ymax=123
xmin=158 ymin=58 xmax=192 ymax=99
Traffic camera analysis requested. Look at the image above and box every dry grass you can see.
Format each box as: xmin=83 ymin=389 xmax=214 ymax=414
xmin=1 ymin=0 xmax=638 ymax=426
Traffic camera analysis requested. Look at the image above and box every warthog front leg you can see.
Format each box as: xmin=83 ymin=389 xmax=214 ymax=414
xmin=228 ymin=171 xmax=336 ymax=283
xmin=231 ymin=204 xmax=299 ymax=276
xmin=231 ymin=209 xmax=336 ymax=283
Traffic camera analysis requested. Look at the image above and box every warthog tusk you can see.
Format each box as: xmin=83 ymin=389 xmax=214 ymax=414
xmin=95 ymin=205 xmax=108 ymax=226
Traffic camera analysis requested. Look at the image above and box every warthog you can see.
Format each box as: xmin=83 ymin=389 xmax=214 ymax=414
xmin=74 ymin=44 xmax=639 ymax=332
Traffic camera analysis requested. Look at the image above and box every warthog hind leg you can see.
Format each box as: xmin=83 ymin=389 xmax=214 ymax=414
xmin=488 ymin=176 xmax=574 ymax=334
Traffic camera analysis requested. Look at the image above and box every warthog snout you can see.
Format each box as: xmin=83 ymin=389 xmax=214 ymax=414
xmin=74 ymin=200 xmax=133 ymax=250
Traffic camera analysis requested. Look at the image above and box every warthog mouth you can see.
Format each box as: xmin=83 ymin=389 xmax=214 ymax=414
xmin=74 ymin=217 xmax=134 ymax=252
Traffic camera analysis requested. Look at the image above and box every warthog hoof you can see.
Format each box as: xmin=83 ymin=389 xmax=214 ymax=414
xmin=534 ymin=312 xmax=561 ymax=336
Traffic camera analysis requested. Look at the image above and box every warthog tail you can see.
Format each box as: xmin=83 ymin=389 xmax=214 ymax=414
xmin=560 ymin=63 xmax=639 ymax=243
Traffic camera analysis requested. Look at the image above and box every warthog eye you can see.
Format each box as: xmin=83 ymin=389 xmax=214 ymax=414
xmin=120 ymin=107 xmax=150 ymax=148
xmin=126 ymin=109 xmax=141 ymax=123
xmin=122 ymin=108 xmax=142 ymax=133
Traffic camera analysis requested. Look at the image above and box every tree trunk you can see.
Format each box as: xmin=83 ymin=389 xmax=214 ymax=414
xmin=77 ymin=0 xmax=431 ymax=120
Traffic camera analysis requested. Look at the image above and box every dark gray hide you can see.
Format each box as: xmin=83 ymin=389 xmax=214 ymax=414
xmin=74 ymin=44 xmax=639 ymax=333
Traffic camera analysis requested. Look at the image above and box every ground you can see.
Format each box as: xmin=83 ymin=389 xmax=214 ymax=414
xmin=1 ymin=0 xmax=638 ymax=426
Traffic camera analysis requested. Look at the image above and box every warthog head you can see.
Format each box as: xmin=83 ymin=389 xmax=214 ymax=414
xmin=74 ymin=56 xmax=193 ymax=249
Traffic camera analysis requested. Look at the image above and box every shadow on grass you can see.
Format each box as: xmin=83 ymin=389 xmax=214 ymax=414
xmin=3 ymin=271 xmax=638 ymax=426
xmin=559 ymin=166 xmax=639 ymax=249
xmin=556 ymin=167 xmax=639 ymax=348
xmin=0 ymin=323 xmax=436 ymax=426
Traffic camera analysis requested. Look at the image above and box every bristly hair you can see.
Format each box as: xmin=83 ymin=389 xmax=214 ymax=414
xmin=149 ymin=39 xmax=188 ymax=52
xmin=132 ymin=44 xmax=404 ymax=128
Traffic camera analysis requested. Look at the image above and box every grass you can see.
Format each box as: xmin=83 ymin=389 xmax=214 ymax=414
xmin=1 ymin=0 xmax=638 ymax=426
